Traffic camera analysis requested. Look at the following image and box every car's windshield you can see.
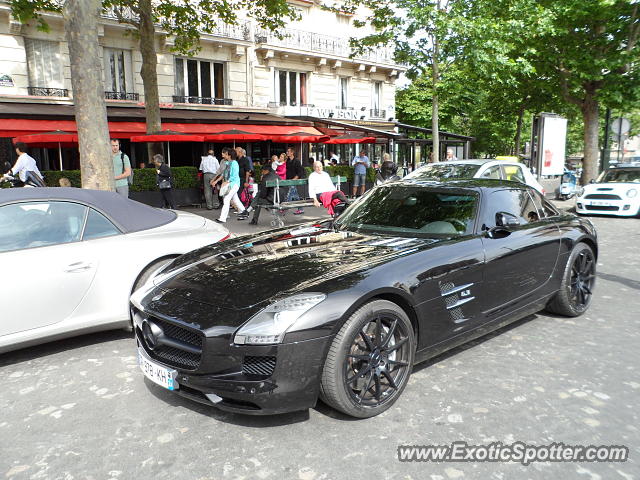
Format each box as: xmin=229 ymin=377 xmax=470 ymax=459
xmin=405 ymin=163 xmax=481 ymax=180
xmin=598 ymin=169 xmax=640 ymax=183
xmin=336 ymin=185 xmax=478 ymax=237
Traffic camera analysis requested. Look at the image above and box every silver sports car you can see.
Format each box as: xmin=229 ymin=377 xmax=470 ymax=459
xmin=0 ymin=187 xmax=228 ymax=353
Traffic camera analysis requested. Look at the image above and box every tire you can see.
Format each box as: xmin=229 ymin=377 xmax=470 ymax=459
xmin=546 ymin=243 xmax=596 ymax=317
xmin=132 ymin=256 xmax=177 ymax=293
xmin=320 ymin=300 xmax=415 ymax=418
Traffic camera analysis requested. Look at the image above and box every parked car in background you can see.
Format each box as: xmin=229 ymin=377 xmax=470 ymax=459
xmin=0 ymin=188 xmax=229 ymax=353
xmin=405 ymin=159 xmax=545 ymax=194
xmin=576 ymin=167 xmax=640 ymax=217
xmin=131 ymin=179 xmax=596 ymax=418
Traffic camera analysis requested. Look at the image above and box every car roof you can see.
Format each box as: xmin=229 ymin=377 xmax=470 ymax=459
xmin=429 ymin=159 xmax=521 ymax=166
xmin=0 ymin=187 xmax=176 ymax=233
xmin=398 ymin=178 xmax=531 ymax=191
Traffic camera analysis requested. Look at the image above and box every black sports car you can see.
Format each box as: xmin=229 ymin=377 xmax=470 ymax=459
xmin=130 ymin=179 xmax=597 ymax=418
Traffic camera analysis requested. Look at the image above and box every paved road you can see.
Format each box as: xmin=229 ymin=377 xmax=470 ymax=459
xmin=1 ymin=206 xmax=639 ymax=480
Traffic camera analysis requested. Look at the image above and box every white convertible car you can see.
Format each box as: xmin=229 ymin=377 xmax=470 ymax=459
xmin=0 ymin=188 xmax=228 ymax=353
xmin=576 ymin=166 xmax=640 ymax=217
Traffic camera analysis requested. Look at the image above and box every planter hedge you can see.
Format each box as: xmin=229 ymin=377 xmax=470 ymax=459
xmin=40 ymin=166 xmax=199 ymax=191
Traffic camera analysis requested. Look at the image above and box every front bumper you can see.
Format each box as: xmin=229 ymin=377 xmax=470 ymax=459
xmin=575 ymin=197 xmax=640 ymax=216
xmin=133 ymin=309 xmax=332 ymax=415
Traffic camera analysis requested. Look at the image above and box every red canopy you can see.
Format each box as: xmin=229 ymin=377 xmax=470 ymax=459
xmin=13 ymin=130 xmax=79 ymax=146
xmin=324 ymin=134 xmax=377 ymax=144
xmin=204 ymin=129 xmax=268 ymax=142
xmin=271 ymin=132 xmax=330 ymax=143
xmin=130 ymin=130 xmax=205 ymax=143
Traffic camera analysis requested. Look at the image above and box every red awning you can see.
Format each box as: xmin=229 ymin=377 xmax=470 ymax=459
xmin=270 ymin=131 xmax=330 ymax=143
xmin=204 ymin=129 xmax=268 ymax=142
xmin=13 ymin=130 xmax=79 ymax=146
xmin=130 ymin=130 xmax=205 ymax=143
xmin=0 ymin=119 xmax=326 ymax=139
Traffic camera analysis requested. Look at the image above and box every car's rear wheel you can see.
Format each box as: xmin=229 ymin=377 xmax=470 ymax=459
xmin=320 ymin=300 xmax=415 ymax=418
xmin=546 ymin=243 xmax=596 ymax=317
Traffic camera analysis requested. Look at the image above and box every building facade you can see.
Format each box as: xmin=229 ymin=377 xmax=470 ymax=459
xmin=0 ymin=0 xmax=471 ymax=170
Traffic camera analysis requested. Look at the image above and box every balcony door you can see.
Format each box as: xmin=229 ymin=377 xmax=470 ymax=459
xmin=103 ymin=48 xmax=133 ymax=97
xmin=175 ymin=58 xmax=225 ymax=103
xmin=24 ymin=38 xmax=65 ymax=93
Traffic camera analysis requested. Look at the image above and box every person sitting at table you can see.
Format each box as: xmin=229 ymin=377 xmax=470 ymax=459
xmin=308 ymin=161 xmax=347 ymax=216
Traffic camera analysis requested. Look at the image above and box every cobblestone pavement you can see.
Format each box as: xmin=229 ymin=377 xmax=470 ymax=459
xmin=1 ymin=205 xmax=638 ymax=480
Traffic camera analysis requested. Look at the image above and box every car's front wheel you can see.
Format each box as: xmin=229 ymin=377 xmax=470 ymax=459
xmin=320 ymin=300 xmax=415 ymax=418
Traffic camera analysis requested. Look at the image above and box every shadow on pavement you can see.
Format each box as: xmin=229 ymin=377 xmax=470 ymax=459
xmin=0 ymin=329 xmax=134 ymax=367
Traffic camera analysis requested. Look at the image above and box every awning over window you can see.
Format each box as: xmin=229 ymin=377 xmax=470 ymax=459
xmin=0 ymin=119 xmax=326 ymax=139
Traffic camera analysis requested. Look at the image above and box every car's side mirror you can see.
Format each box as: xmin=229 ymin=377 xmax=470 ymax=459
xmin=495 ymin=212 xmax=520 ymax=228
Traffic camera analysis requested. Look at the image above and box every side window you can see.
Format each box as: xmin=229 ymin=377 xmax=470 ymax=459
xmin=529 ymin=190 xmax=558 ymax=218
xmin=0 ymin=201 xmax=86 ymax=253
xmin=83 ymin=209 xmax=120 ymax=240
xmin=503 ymin=165 xmax=526 ymax=183
xmin=479 ymin=166 xmax=502 ymax=179
xmin=482 ymin=189 xmax=538 ymax=227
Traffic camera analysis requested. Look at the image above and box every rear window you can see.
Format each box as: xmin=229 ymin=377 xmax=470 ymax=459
xmin=405 ymin=163 xmax=481 ymax=181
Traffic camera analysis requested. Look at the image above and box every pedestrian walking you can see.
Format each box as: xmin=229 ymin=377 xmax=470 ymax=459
xmin=216 ymin=147 xmax=247 ymax=224
xmin=111 ymin=139 xmax=131 ymax=197
xmin=153 ymin=154 xmax=175 ymax=209
xmin=351 ymin=149 xmax=370 ymax=197
xmin=200 ymin=149 xmax=220 ymax=209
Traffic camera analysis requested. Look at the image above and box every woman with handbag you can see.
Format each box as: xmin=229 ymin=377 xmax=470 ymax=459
xmin=216 ymin=147 xmax=247 ymax=224
xmin=153 ymin=154 xmax=176 ymax=209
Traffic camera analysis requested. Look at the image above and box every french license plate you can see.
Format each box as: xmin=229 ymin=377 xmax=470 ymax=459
xmin=590 ymin=201 xmax=610 ymax=206
xmin=138 ymin=348 xmax=177 ymax=391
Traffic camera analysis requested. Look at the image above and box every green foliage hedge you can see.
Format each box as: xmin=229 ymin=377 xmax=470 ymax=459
xmin=41 ymin=167 xmax=199 ymax=191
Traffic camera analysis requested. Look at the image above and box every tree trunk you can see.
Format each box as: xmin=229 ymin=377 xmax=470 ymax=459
xmin=138 ymin=0 xmax=163 ymax=160
xmin=63 ymin=0 xmax=113 ymax=190
xmin=514 ymin=102 xmax=526 ymax=156
xmin=431 ymin=34 xmax=440 ymax=162
xmin=581 ymin=92 xmax=600 ymax=184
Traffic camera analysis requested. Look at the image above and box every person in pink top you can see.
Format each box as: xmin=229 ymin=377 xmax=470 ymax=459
xmin=271 ymin=153 xmax=287 ymax=180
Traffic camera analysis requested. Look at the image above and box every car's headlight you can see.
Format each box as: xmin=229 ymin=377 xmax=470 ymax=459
xmin=627 ymin=188 xmax=637 ymax=198
xmin=234 ymin=293 xmax=326 ymax=345
xmin=576 ymin=187 xmax=585 ymax=197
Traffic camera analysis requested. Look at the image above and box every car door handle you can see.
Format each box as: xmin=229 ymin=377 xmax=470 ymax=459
xmin=65 ymin=262 xmax=92 ymax=273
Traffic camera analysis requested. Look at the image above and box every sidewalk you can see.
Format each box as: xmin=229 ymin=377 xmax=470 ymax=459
xmin=180 ymin=204 xmax=332 ymax=236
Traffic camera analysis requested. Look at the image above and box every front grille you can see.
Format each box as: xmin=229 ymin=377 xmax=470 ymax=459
xmin=242 ymin=356 xmax=276 ymax=376
xmin=140 ymin=315 xmax=203 ymax=370
xmin=584 ymin=194 xmax=621 ymax=200
xmin=152 ymin=345 xmax=200 ymax=370
xmin=585 ymin=205 xmax=619 ymax=211
xmin=152 ymin=317 xmax=202 ymax=348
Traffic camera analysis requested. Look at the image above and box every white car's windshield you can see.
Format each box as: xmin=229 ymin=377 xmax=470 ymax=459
xmin=599 ymin=169 xmax=640 ymax=183
xmin=406 ymin=163 xmax=481 ymax=180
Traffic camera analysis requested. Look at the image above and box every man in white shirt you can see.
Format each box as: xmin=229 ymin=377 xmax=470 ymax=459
xmin=308 ymin=161 xmax=347 ymax=215
xmin=199 ymin=149 xmax=220 ymax=209
xmin=6 ymin=142 xmax=43 ymax=185
xmin=445 ymin=149 xmax=458 ymax=161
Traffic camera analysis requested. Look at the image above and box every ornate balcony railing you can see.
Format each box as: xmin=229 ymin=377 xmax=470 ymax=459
xmin=101 ymin=7 xmax=250 ymax=41
xmin=105 ymin=91 xmax=139 ymax=101
xmin=255 ymin=28 xmax=398 ymax=65
xmin=28 ymin=87 xmax=68 ymax=97
xmin=370 ymin=109 xmax=387 ymax=119
xmin=172 ymin=96 xmax=233 ymax=105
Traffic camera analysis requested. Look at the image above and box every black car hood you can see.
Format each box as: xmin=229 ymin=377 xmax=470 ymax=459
xmin=151 ymin=224 xmax=437 ymax=311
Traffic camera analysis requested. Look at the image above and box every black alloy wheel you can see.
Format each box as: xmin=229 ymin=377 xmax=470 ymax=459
xmin=546 ymin=243 xmax=596 ymax=317
xmin=320 ymin=300 xmax=415 ymax=418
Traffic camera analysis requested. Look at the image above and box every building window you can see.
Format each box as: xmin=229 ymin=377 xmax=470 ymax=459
xmin=175 ymin=58 xmax=225 ymax=100
xmin=339 ymin=77 xmax=349 ymax=109
xmin=274 ymin=70 xmax=307 ymax=106
xmin=103 ymin=48 xmax=133 ymax=93
xmin=372 ymin=81 xmax=383 ymax=112
xmin=336 ymin=14 xmax=350 ymax=26
xmin=24 ymin=38 xmax=64 ymax=90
